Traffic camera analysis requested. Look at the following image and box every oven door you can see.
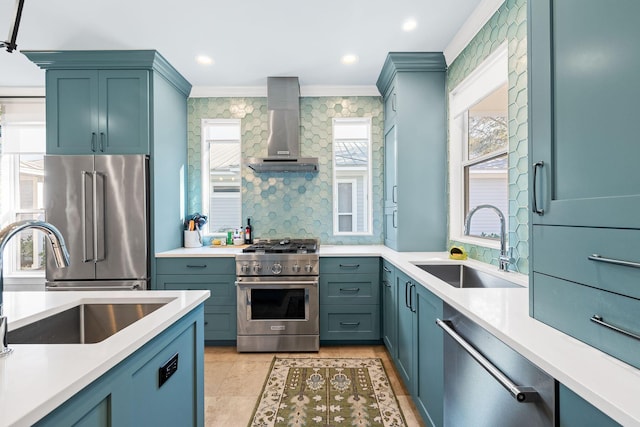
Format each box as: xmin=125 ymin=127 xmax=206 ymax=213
xmin=236 ymin=277 xmax=319 ymax=336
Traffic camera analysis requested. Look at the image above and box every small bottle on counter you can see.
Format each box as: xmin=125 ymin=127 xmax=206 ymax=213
xmin=245 ymin=218 xmax=253 ymax=244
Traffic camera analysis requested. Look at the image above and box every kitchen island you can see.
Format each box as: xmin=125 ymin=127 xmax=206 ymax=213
xmin=0 ymin=290 xmax=209 ymax=427
xmin=157 ymin=244 xmax=640 ymax=425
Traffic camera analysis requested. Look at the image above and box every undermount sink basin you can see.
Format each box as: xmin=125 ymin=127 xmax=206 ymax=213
xmin=413 ymin=264 xmax=522 ymax=289
xmin=8 ymin=303 xmax=166 ymax=344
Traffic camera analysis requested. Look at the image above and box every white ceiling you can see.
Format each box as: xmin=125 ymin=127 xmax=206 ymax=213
xmin=0 ymin=0 xmax=487 ymax=93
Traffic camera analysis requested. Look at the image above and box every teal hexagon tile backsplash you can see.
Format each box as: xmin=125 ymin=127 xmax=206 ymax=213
xmin=449 ymin=0 xmax=528 ymax=273
xmin=187 ymin=96 xmax=384 ymax=245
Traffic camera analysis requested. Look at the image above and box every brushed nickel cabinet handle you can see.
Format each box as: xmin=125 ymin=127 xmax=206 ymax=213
xmin=532 ymin=161 xmax=544 ymax=215
xmin=339 ymin=322 xmax=360 ymax=327
xmin=339 ymin=287 xmax=360 ymax=292
xmin=588 ymin=254 xmax=640 ymax=269
xmin=339 ymin=263 xmax=360 ymax=269
xmin=591 ymin=315 xmax=640 ymax=341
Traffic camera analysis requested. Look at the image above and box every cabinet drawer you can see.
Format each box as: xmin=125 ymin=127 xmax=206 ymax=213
xmin=156 ymin=257 xmax=235 ymax=275
xmin=320 ymin=305 xmax=380 ymax=341
xmin=204 ymin=308 xmax=236 ymax=341
xmin=157 ymin=274 xmax=236 ymax=306
xmin=532 ymin=272 xmax=640 ymax=369
xmin=533 ymin=225 xmax=640 ymax=299
xmin=320 ymin=273 xmax=379 ymax=305
xmin=320 ymin=257 xmax=380 ymax=275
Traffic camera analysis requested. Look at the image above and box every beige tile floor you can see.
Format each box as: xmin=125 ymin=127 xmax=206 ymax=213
xmin=204 ymin=345 xmax=426 ymax=427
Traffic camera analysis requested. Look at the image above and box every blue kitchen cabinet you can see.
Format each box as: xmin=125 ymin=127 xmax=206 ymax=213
xmin=381 ymin=260 xmax=397 ymax=358
xmin=319 ymin=257 xmax=381 ymax=342
xmin=376 ymin=53 xmax=447 ymax=252
xmin=559 ymin=384 xmax=620 ymax=427
xmin=395 ymin=269 xmax=415 ymax=389
xmin=35 ymin=305 xmax=204 ymax=427
xmin=157 ymin=257 xmax=237 ymax=342
xmin=44 ymin=69 xmax=149 ymax=154
xmin=529 ymin=0 xmax=640 ymax=229
xmin=25 ymin=50 xmax=192 ymax=282
xmin=528 ymin=1 xmax=640 ymax=367
xmin=414 ymin=284 xmax=443 ymax=427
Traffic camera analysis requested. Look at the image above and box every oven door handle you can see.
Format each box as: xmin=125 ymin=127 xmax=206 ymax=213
xmin=235 ymin=280 xmax=318 ymax=287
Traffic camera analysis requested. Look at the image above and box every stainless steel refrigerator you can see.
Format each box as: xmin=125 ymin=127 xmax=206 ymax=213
xmin=44 ymin=155 xmax=150 ymax=290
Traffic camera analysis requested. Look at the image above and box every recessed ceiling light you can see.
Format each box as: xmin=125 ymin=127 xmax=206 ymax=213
xmin=196 ymin=55 xmax=214 ymax=65
xmin=341 ymin=54 xmax=358 ymax=65
xmin=402 ymin=18 xmax=417 ymax=32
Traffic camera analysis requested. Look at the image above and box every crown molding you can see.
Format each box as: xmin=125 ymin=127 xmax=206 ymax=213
xmin=444 ymin=0 xmax=505 ymax=65
xmin=189 ymin=85 xmax=380 ymax=98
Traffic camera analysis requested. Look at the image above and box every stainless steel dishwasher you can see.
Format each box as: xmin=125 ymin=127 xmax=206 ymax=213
xmin=437 ymin=304 xmax=556 ymax=427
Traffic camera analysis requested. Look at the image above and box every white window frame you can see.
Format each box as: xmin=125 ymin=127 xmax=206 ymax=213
xmin=200 ymin=118 xmax=242 ymax=235
xmin=332 ymin=117 xmax=373 ymax=236
xmin=0 ymin=98 xmax=46 ymax=286
xmin=449 ymin=43 xmax=508 ymax=249
xmin=336 ymin=178 xmax=358 ymax=232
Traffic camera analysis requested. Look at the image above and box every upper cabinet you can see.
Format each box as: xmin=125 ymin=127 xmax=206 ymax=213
xmin=529 ymin=0 xmax=640 ymax=228
xmin=377 ymin=53 xmax=447 ymax=252
xmin=24 ymin=50 xmax=191 ymax=156
xmin=529 ymin=0 xmax=640 ymax=370
xmin=45 ymin=69 xmax=149 ymax=154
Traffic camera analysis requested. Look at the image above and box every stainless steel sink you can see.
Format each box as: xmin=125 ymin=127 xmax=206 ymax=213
xmin=7 ymin=303 xmax=166 ymax=344
xmin=414 ymin=264 xmax=522 ymax=289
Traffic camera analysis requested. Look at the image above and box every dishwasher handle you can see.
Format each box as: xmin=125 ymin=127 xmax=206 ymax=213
xmin=436 ymin=319 xmax=540 ymax=403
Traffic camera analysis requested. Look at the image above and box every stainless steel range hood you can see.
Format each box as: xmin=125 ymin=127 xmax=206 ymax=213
xmin=247 ymin=77 xmax=319 ymax=173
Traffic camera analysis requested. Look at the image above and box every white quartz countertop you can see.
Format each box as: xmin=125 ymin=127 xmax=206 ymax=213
xmin=156 ymin=244 xmax=640 ymax=425
xmin=0 ymin=290 xmax=210 ymax=427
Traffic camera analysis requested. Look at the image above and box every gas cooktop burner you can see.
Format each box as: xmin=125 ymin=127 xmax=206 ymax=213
xmin=242 ymin=238 xmax=318 ymax=254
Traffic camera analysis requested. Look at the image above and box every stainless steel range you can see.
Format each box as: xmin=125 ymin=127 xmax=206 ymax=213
xmin=235 ymin=239 xmax=319 ymax=352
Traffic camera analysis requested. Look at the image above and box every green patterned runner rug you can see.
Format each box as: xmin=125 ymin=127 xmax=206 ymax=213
xmin=249 ymin=357 xmax=408 ymax=427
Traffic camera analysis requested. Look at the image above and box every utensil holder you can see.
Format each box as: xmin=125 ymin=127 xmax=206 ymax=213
xmin=184 ymin=230 xmax=202 ymax=248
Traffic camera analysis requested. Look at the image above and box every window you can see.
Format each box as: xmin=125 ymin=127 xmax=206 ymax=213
xmin=332 ymin=118 xmax=372 ymax=235
xmin=201 ymin=119 xmax=241 ymax=234
xmin=449 ymin=45 xmax=508 ymax=245
xmin=0 ymin=99 xmax=46 ymax=277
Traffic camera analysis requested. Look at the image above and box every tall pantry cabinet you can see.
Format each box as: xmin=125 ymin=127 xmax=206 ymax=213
xmin=24 ymin=50 xmax=192 ymax=289
xmin=528 ymin=0 xmax=640 ymax=369
xmin=376 ymin=53 xmax=447 ymax=252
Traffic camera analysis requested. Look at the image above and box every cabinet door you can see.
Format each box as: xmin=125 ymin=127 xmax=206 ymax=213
xmin=98 ymin=70 xmax=150 ymax=154
xmin=46 ymin=70 xmax=99 ymax=154
xmin=395 ymin=271 xmax=414 ymax=391
xmin=529 ymin=0 xmax=640 ymax=228
xmin=415 ymin=286 xmax=443 ymax=427
xmin=383 ymin=124 xmax=397 ymax=209
xmin=381 ymin=261 xmax=397 ymax=358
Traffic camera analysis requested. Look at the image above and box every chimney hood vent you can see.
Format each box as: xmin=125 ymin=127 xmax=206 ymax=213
xmin=247 ymin=77 xmax=319 ymax=173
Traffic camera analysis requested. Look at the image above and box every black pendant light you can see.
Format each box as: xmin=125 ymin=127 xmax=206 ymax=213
xmin=1 ymin=0 xmax=26 ymax=53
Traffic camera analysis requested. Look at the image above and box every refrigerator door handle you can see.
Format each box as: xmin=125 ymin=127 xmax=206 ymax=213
xmin=93 ymin=171 xmax=106 ymax=262
xmin=81 ymin=171 xmax=93 ymax=262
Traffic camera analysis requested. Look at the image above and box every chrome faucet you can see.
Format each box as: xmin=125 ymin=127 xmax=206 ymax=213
xmin=0 ymin=220 xmax=70 ymax=357
xmin=464 ymin=204 xmax=514 ymax=272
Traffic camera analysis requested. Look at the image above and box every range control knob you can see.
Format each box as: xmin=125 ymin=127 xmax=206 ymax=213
xmin=305 ymin=264 xmax=314 ymax=273
xmin=241 ymin=264 xmax=250 ymax=274
xmin=292 ymin=264 xmax=301 ymax=273
xmin=253 ymin=264 xmax=262 ymax=273
xmin=271 ymin=263 xmax=283 ymax=275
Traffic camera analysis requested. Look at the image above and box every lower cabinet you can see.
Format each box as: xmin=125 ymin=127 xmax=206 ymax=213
xmin=392 ymin=269 xmax=443 ymax=427
xmin=35 ymin=305 xmax=204 ymax=426
xmin=381 ymin=260 xmax=397 ymax=358
xmin=319 ymin=257 xmax=381 ymax=342
xmin=395 ymin=270 xmax=415 ymax=388
xmin=414 ymin=285 xmax=443 ymax=427
xmin=559 ymin=384 xmax=620 ymax=427
xmin=156 ymin=257 xmax=236 ymax=342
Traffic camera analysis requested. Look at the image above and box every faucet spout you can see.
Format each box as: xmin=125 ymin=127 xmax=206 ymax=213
xmin=0 ymin=220 xmax=70 ymax=357
xmin=463 ymin=204 xmax=514 ymax=272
